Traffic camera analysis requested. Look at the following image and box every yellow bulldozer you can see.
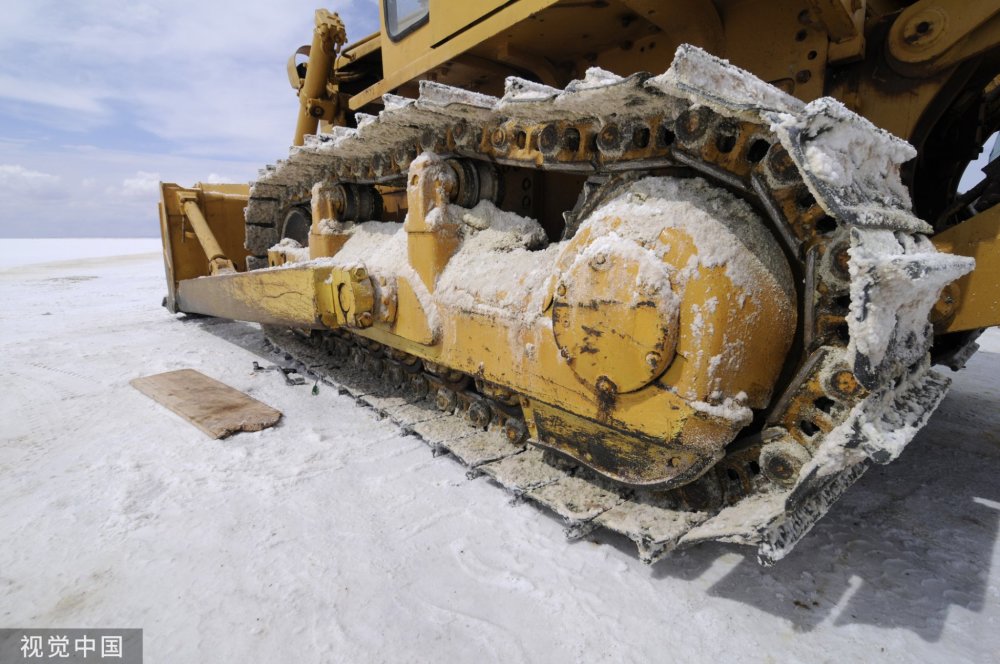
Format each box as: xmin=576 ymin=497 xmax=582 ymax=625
xmin=157 ymin=1 xmax=1000 ymax=564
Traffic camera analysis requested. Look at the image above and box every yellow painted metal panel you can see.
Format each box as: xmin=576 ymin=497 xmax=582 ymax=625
xmin=354 ymin=0 xmax=559 ymax=110
xmin=932 ymin=205 xmax=1000 ymax=332
xmin=428 ymin=0 xmax=511 ymax=44
xmin=176 ymin=267 xmax=335 ymax=329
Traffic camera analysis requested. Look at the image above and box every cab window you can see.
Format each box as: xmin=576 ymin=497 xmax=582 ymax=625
xmin=385 ymin=0 xmax=429 ymax=41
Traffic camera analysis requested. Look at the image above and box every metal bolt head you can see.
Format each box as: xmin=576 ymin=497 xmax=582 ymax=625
xmin=931 ymin=282 xmax=960 ymax=324
xmin=766 ymin=456 xmax=794 ymax=481
xmin=435 ymin=388 xmax=458 ymax=412
xmin=468 ymin=401 xmax=492 ymax=428
xmin=356 ymin=311 xmax=373 ymax=328
xmin=503 ymin=418 xmax=528 ymax=446
xmin=556 ymin=283 xmax=567 ymax=297
xmin=759 ymin=440 xmax=812 ymax=487
xmin=829 ymin=369 xmax=861 ymax=398
xmin=351 ymin=266 xmax=368 ymax=281
xmin=490 ymin=127 xmax=508 ymax=150
xmin=597 ymin=123 xmax=621 ymax=152
xmin=645 ymin=351 xmax=661 ymax=368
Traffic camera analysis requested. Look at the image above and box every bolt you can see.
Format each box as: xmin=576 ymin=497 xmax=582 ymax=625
xmin=829 ymin=369 xmax=860 ymax=398
xmin=556 ymin=283 xmax=567 ymax=297
xmin=645 ymin=351 xmax=661 ymax=368
xmin=759 ymin=440 xmax=812 ymax=487
xmin=931 ymin=282 xmax=960 ymax=324
xmin=675 ymin=106 xmax=712 ymax=142
xmin=356 ymin=312 xmax=373 ymax=328
xmin=560 ymin=347 xmax=571 ymax=360
xmin=766 ymin=456 xmax=796 ymax=482
xmin=597 ymin=123 xmax=622 ymax=152
xmin=351 ymin=266 xmax=368 ymax=281
xmin=589 ymin=253 xmax=608 ymax=270
xmin=435 ymin=388 xmax=458 ymax=412
xmin=503 ymin=418 xmax=528 ymax=445
xmin=468 ymin=401 xmax=492 ymax=428
xmin=490 ymin=127 xmax=508 ymax=150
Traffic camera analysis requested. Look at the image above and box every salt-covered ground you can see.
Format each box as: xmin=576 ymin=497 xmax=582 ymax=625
xmin=1 ymin=241 xmax=997 ymax=663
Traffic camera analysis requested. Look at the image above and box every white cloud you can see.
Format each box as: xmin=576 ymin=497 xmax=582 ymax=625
xmin=0 ymin=164 xmax=61 ymax=193
xmin=117 ymin=171 xmax=162 ymax=198
xmin=205 ymin=173 xmax=235 ymax=184
xmin=0 ymin=74 xmax=108 ymax=115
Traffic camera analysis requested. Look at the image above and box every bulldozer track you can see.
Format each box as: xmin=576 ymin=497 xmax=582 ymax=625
xmin=262 ymin=324 xmax=949 ymax=565
xmin=239 ymin=46 xmax=970 ymax=563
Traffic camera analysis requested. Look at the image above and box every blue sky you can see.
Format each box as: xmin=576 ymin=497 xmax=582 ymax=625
xmin=0 ymin=1 xmax=994 ymax=238
xmin=0 ymin=0 xmax=379 ymax=237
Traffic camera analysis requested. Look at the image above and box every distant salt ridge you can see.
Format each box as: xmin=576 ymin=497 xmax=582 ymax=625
xmin=0 ymin=238 xmax=161 ymax=269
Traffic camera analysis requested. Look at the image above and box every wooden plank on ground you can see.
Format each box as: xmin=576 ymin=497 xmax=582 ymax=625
xmin=131 ymin=369 xmax=281 ymax=438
